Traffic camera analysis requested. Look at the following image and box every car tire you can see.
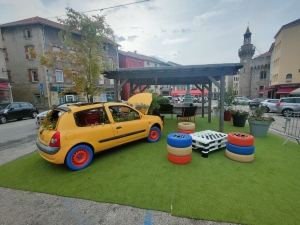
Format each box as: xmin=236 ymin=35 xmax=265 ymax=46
xmin=227 ymin=132 xmax=254 ymax=147
xmin=168 ymin=153 xmax=192 ymax=164
xmin=226 ymin=142 xmax=255 ymax=155
xmin=65 ymin=144 xmax=94 ymax=171
xmin=167 ymin=144 xmax=192 ymax=156
xmin=31 ymin=111 xmax=38 ymax=118
xmin=282 ymin=109 xmax=293 ymax=117
xmin=147 ymin=126 xmax=161 ymax=143
xmin=265 ymin=107 xmax=270 ymax=113
xmin=0 ymin=115 xmax=7 ymax=124
xmin=167 ymin=133 xmax=192 ymax=148
xmin=225 ymin=149 xmax=254 ymax=163
xmin=178 ymin=122 xmax=195 ymax=130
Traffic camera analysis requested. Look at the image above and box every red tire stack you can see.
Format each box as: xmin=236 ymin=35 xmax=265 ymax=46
xmin=225 ymin=132 xmax=255 ymax=163
xmin=177 ymin=122 xmax=195 ymax=134
xmin=167 ymin=133 xmax=193 ymax=164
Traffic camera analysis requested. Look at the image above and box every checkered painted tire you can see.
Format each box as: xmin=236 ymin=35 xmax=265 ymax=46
xmin=168 ymin=153 xmax=192 ymax=164
xmin=228 ymin=132 xmax=254 ymax=147
xmin=225 ymin=149 xmax=254 ymax=163
xmin=226 ymin=142 xmax=255 ymax=155
xmin=178 ymin=122 xmax=195 ymax=130
xmin=167 ymin=144 xmax=192 ymax=156
xmin=167 ymin=133 xmax=192 ymax=148
xmin=177 ymin=129 xmax=195 ymax=134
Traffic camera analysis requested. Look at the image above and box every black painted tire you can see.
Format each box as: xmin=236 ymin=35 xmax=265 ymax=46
xmin=226 ymin=142 xmax=255 ymax=155
xmin=225 ymin=149 xmax=254 ymax=163
xmin=178 ymin=122 xmax=195 ymax=130
xmin=167 ymin=144 xmax=192 ymax=156
xmin=167 ymin=133 xmax=192 ymax=148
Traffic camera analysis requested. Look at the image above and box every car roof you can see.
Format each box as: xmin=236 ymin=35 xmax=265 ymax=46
xmin=54 ymin=102 xmax=129 ymax=113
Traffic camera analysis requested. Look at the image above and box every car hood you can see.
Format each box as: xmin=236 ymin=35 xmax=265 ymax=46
xmin=127 ymin=93 xmax=152 ymax=114
xmin=37 ymin=110 xmax=51 ymax=117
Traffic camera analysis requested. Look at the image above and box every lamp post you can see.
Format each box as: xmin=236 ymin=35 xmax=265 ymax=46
xmin=184 ymin=84 xmax=193 ymax=105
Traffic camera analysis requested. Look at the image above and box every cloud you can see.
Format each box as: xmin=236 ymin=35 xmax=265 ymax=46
xmin=173 ymin=28 xmax=191 ymax=34
xmin=160 ymin=28 xmax=167 ymax=32
xmin=127 ymin=35 xmax=138 ymax=41
xmin=162 ymin=38 xmax=188 ymax=45
xmin=116 ymin=35 xmax=126 ymax=42
xmin=193 ymin=10 xmax=225 ymax=26
xmin=169 ymin=50 xmax=181 ymax=59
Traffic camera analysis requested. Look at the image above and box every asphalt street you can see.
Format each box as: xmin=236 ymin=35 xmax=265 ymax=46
xmin=0 ymin=109 xmax=295 ymax=225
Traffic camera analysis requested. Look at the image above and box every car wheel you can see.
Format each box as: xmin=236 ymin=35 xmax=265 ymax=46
xmin=31 ymin=111 xmax=38 ymax=118
xmin=282 ymin=109 xmax=293 ymax=117
xmin=265 ymin=107 xmax=270 ymax=113
xmin=147 ymin=126 xmax=161 ymax=143
xmin=65 ymin=145 xmax=94 ymax=171
xmin=0 ymin=115 xmax=7 ymax=124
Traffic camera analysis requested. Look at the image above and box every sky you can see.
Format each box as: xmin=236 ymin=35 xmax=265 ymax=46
xmin=0 ymin=0 xmax=299 ymax=65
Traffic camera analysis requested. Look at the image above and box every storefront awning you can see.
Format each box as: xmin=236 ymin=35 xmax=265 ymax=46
xmin=171 ymin=90 xmax=208 ymax=96
xmin=258 ymin=89 xmax=272 ymax=94
xmin=276 ymin=88 xmax=297 ymax=94
xmin=289 ymin=87 xmax=300 ymax=95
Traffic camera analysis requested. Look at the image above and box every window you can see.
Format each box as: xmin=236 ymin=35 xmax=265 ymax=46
xmin=31 ymin=70 xmax=38 ymax=82
xmin=34 ymin=94 xmax=41 ymax=104
xmin=27 ymin=45 xmax=34 ymax=59
xmin=20 ymin=102 xmax=30 ymax=107
xmin=260 ymin=71 xmax=267 ymax=79
xmin=259 ymin=86 xmax=264 ymax=91
xmin=155 ymin=64 xmax=157 ymax=67
xmin=131 ymin=59 xmax=135 ymax=66
xmin=55 ymin=70 xmax=64 ymax=82
xmin=147 ymin=61 xmax=149 ymax=65
xmin=109 ymin=57 xmax=113 ymax=68
xmin=286 ymin=74 xmax=292 ymax=79
xmin=10 ymin=103 xmax=20 ymax=109
xmin=24 ymin=29 xmax=31 ymax=38
xmin=109 ymin=106 xmax=140 ymax=123
xmin=138 ymin=61 xmax=141 ymax=67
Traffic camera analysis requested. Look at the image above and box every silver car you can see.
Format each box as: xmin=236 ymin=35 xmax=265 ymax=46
xmin=275 ymin=97 xmax=300 ymax=116
xmin=260 ymin=99 xmax=279 ymax=113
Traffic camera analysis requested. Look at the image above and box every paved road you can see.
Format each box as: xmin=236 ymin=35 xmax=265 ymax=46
xmin=0 ymin=110 xmax=294 ymax=225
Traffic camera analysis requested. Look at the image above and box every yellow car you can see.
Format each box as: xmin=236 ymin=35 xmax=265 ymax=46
xmin=36 ymin=93 xmax=163 ymax=170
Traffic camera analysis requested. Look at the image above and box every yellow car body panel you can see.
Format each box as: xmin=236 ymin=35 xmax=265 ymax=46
xmin=36 ymin=94 xmax=163 ymax=169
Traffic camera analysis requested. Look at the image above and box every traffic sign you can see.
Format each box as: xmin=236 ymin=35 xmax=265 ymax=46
xmin=40 ymin=83 xmax=44 ymax=95
xmin=40 ymin=90 xmax=44 ymax=95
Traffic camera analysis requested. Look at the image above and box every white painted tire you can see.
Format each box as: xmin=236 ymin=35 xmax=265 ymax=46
xmin=167 ymin=144 xmax=192 ymax=156
xmin=178 ymin=122 xmax=195 ymax=130
xmin=225 ymin=149 xmax=254 ymax=163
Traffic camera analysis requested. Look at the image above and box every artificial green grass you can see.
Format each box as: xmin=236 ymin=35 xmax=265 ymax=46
xmin=0 ymin=116 xmax=299 ymax=225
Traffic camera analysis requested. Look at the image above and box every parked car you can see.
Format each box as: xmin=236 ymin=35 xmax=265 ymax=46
xmin=249 ymin=98 xmax=268 ymax=108
xmin=0 ymin=102 xmax=39 ymax=124
xmin=275 ymin=97 xmax=300 ymax=116
xmin=260 ymin=99 xmax=279 ymax=113
xmin=36 ymin=93 xmax=163 ymax=171
xmin=197 ymin=97 xmax=208 ymax=103
xmin=234 ymin=97 xmax=251 ymax=104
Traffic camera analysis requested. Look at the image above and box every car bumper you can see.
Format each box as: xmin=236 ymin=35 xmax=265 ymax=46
xmin=36 ymin=138 xmax=66 ymax=164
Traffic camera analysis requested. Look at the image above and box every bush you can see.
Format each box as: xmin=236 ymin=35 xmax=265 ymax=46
xmin=157 ymin=96 xmax=170 ymax=104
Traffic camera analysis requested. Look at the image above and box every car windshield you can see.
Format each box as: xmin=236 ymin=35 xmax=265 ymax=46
xmin=0 ymin=103 xmax=9 ymax=110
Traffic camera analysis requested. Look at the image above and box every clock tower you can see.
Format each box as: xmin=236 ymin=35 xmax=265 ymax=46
xmin=238 ymin=26 xmax=255 ymax=97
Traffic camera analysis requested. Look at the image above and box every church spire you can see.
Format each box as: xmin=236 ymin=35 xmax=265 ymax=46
xmin=243 ymin=26 xmax=252 ymax=45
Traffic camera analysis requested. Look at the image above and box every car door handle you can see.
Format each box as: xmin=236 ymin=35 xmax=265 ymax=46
xmin=116 ymin=126 xmax=122 ymax=129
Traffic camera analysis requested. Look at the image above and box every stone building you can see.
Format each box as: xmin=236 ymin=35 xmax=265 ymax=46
xmin=0 ymin=17 xmax=118 ymax=109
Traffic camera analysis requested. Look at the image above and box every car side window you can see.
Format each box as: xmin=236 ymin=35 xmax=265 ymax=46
xmin=270 ymin=100 xmax=278 ymax=103
xmin=75 ymin=107 xmax=109 ymax=127
xmin=20 ymin=103 xmax=30 ymax=107
xmin=295 ymin=98 xmax=300 ymax=103
xmin=10 ymin=103 xmax=20 ymax=109
xmin=109 ymin=105 xmax=140 ymax=123
xmin=282 ymin=98 xmax=294 ymax=103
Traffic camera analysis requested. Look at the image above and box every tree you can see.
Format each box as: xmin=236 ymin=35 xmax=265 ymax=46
xmin=39 ymin=8 xmax=115 ymax=103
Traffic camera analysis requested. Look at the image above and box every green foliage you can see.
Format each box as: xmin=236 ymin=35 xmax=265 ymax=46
xmin=40 ymin=7 xmax=115 ymax=103
xmin=146 ymin=89 xmax=161 ymax=113
xmin=224 ymin=87 xmax=237 ymax=110
xmin=248 ymin=106 xmax=274 ymax=122
xmin=156 ymin=96 xmax=170 ymax=104
xmin=230 ymin=100 xmax=249 ymax=116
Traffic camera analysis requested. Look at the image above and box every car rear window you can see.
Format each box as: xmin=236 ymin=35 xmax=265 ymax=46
xmin=281 ymin=98 xmax=295 ymax=103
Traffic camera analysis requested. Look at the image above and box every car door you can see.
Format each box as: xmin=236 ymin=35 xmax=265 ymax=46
xmin=20 ymin=102 xmax=32 ymax=118
xmin=109 ymin=105 xmax=149 ymax=144
xmin=7 ymin=103 xmax=22 ymax=120
xmin=294 ymin=98 xmax=300 ymax=112
xmin=269 ymin=100 xmax=279 ymax=111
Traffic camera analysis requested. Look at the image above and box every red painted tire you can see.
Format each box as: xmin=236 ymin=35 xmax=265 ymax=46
xmin=178 ymin=122 xmax=195 ymax=130
xmin=167 ymin=144 xmax=192 ymax=156
xmin=177 ymin=129 xmax=195 ymax=134
xmin=225 ymin=149 xmax=254 ymax=163
xmin=227 ymin=132 xmax=254 ymax=147
xmin=168 ymin=153 xmax=192 ymax=164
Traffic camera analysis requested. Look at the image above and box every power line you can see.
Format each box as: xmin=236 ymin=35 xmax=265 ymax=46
xmin=46 ymin=0 xmax=150 ymax=19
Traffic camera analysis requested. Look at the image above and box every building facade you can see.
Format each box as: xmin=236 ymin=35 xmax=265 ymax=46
xmin=0 ymin=17 xmax=118 ymax=109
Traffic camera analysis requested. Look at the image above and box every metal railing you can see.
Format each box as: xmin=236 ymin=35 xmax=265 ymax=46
xmin=283 ymin=112 xmax=300 ymax=145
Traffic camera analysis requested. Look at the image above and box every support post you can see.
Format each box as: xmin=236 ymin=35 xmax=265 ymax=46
xmin=219 ymin=75 xmax=225 ymax=132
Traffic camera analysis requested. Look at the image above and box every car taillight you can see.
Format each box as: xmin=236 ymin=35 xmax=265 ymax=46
xmin=49 ymin=131 xmax=60 ymax=147
xmin=277 ymin=101 xmax=282 ymax=106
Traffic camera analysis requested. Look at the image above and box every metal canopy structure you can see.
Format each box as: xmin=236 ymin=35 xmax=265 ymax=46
xmin=104 ymin=63 xmax=244 ymax=132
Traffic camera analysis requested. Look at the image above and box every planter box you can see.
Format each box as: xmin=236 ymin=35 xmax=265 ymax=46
xmin=248 ymin=120 xmax=272 ymax=137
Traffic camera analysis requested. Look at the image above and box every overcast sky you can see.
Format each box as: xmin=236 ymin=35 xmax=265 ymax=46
xmin=1 ymin=0 xmax=299 ymax=65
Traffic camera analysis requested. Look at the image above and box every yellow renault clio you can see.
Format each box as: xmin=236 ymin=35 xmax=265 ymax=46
xmin=36 ymin=93 xmax=163 ymax=171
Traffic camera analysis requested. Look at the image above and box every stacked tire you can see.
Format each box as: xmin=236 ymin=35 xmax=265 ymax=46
xmin=225 ymin=132 xmax=255 ymax=163
xmin=177 ymin=122 xmax=195 ymax=134
xmin=167 ymin=133 xmax=192 ymax=164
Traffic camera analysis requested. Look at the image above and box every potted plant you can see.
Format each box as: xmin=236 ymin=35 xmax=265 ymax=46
xmin=248 ymin=106 xmax=275 ymax=137
xmin=224 ymin=87 xmax=237 ymax=121
xmin=230 ymin=102 xmax=249 ymax=127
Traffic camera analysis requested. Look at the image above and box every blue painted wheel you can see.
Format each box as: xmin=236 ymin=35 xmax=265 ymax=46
xmin=65 ymin=145 xmax=93 ymax=171
xmin=167 ymin=133 xmax=192 ymax=148
xmin=147 ymin=127 xmax=161 ymax=143
xmin=226 ymin=142 xmax=254 ymax=155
